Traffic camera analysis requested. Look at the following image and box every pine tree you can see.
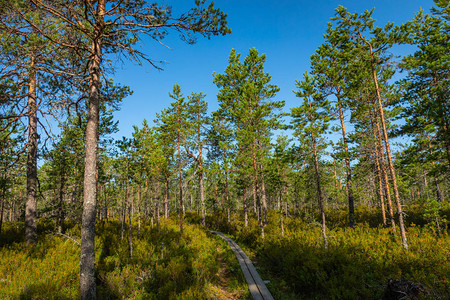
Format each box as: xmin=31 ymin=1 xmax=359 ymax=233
xmin=213 ymin=48 xmax=283 ymax=237
xmin=291 ymin=72 xmax=332 ymax=249
xmin=333 ymin=5 xmax=408 ymax=249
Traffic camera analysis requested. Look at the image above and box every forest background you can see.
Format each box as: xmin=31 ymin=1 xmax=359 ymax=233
xmin=0 ymin=0 xmax=449 ymax=299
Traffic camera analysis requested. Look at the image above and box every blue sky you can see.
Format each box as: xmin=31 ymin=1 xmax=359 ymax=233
xmin=109 ymin=0 xmax=435 ymax=140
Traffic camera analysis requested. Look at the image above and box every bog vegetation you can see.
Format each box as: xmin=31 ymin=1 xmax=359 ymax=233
xmin=0 ymin=0 xmax=449 ymax=299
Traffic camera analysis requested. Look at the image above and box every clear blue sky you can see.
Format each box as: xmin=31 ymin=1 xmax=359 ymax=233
xmin=109 ymin=0 xmax=435 ymax=140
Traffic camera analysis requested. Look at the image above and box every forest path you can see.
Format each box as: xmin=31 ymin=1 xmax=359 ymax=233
xmin=211 ymin=231 xmax=274 ymax=300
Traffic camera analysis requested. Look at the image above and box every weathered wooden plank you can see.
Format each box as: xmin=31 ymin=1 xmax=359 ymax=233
xmin=211 ymin=231 xmax=274 ymax=300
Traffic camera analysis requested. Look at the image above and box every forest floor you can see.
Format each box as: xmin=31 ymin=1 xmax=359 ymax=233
xmin=0 ymin=204 xmax=448 ymax=299
xmin=0 ymin=219 xmax=250 ymax=299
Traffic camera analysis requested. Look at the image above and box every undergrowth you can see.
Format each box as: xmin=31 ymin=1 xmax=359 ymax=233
xmin=204 ymin=206 xmax=450 ymax=300
xmin=0 ymin=218 xmax=249 ymax=299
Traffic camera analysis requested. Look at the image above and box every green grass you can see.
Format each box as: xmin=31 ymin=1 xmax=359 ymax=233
xmin=204 ymin=206 xmax=450 ymax=299
xmin=0 ymin=218 xmax=250 ymax=299
xmin=1 ymin=205 xmax=448 ymax=299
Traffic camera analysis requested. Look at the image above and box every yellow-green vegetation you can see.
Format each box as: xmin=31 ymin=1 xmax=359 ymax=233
xmin=206 ymin=206 xmax=450 ymax=299
xmin=0 ymin=218 xmax=250 ymax=299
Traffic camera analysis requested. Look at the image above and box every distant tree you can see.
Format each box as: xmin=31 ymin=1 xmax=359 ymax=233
xmin=213 ymin=48 xmax=283 ymax=237
xmin=399 ymin=0 xmax=450 ymax=171
xmin=333 ymin=5 xmax=408 ymax=249
xmin=0 ymin=118 xmax=24 ymax=235
xmin=155 ymin=84 xmax=189 ymax=233
xmin=184 ymin=92 xmax=209 ymax=226
xmin=16 ymin=1 xmax=231 ymax=295
xmin=291 ymin=72 xmax=332 ymax=249
xmin=311 ymin=23 xmax=356 ymax=227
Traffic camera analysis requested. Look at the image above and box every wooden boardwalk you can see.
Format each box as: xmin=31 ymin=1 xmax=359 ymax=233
xmin=211 ymin=231 xmax=274 ymax=300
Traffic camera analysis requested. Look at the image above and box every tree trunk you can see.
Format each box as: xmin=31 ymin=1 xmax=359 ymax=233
xmin=372 ymin=109 xmax=396 ymax=230
xmin=225 ymin=168 xmax=230 ymax=223
xmin=252 ymin=152 xmax=264 ymax=239
xmin=337 ymin=102 xmax=355 ymax=227
xmin=137 ymin=185 xmax=141 ymax=239
xmin=80 ymin=1 xmax=105 ymax=297
xmin=374 ymin=145 xmax=387 ymax=226
xmin=0 ymin=187 xmax=5 ymax=235
xmin=260 ymin=173 xmax=268 ymax=225
xmin=243 ymin=188 xmax=248 ymax=227
xmin=164 ymin=177 xmax=169 ymax=218
xmin=280 ymin=191 xmax=284 ymax=237
xmin=199 ymin=169 xmax=205 ymax=226
xmin=312 ymin=133 xmax=327 ymax=249
xmin=121 ymin=184 xmax=126 ymax=240
xmin=252 ymin=181 xmax=257 ymax=214
xmin=426 ymin=131 xmax=444 ymax=202
xmin=128 ymin=203 xmax=133 ymax=259
xmin=369 ymin=49 xmax=407 ymax=249
xmin=57 ymin=173 xmax=66 ymax=233
xmin=177 ymin=126 xmax=183 ymax=233
xmin=25 ymin=52 xmax=37 ymax=246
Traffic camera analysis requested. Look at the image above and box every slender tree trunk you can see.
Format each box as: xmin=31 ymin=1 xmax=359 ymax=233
xmin=252 ymin=152 xmax=264 ymax=239
xmin=312 ymin=133 xmax=327 ymax=249
xmin=164 ymin=177 xmax=169 ymax=218
xmin=252 ymin=181 xmax=257 ymax=214
xmin=199 ymin=169 xmax=205 ymax=226
xmin=426 ymin=131 xmax=444 ymax=202
xmin=243 ymin=188 xmax=248 ymax=227
xmin=57 ymin=173 xmax=66 ymax=234
xmin=332 ymin=159 xmax=339 ymax=192
xmin=374 ymin=145 xmax=387 ymax=226
xmin=121 ymin=184 xmax=126 ymax=240
xmin=337 ymin=101 xmax=355 ymax=227
xmin=177 ymin=127 xmax=183 ymax=233
xmin=0 ymin=187 xmax=4 ymax=235
xmin=368 ymin=47 xmax=407 ymax=249
xmin=225 ymin=168 xmax=230 ymax=223
xmin=25 ymin=52 xmax=37 ymax=246
xmin=260 ymin=173 xmax=268 ymax=225
xmin=373 ymin=110 xmax=396 ymax=230
xmin=280 ymin=191 xmax=284 ymax=237
xmin=80 ymin=2 xmax=105 ymax=297
xmin=257 ymin=139 xmax=268 ymax=225
xmin=138 ymin=185 xmax=141 ymax=239
xmin=128 ymin=203 xmax=133 ymax=259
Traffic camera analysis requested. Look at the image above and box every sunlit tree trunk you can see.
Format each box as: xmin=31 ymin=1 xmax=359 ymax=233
xmin=337 ymin=100 xmax=355 ymax=227
xmin=366 ymin=42 xmax=407 ymax=249
xmin=312 ymin=132 xmax=327 ymax=249
xmin=25 ymin=52 xmax=37 ymax=246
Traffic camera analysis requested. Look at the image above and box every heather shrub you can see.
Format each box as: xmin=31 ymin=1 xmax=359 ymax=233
xmin=0 ymin=217 xmax=249 ymax=299
xmin=207 ymin=208 xmax=449 ymax=299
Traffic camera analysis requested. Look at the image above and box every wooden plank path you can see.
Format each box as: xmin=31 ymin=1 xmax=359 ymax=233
xmin=211 ymin=231 xmax=274 ymax=300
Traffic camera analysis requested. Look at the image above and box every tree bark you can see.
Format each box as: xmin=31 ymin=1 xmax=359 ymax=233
xmin=225 ymin=168 xmax=230 ymax=223
xmin=280 ymin=191 xmax=284 ymax=237
xmin=426 ymin=131 xmax=444 ymax=202
xmin=25 ymin=52 xmax=38 ymax=246
xmin=372 ymin=109 xmax=396 ymax=230
xmin=80 ymin=1 xmax=105 ymax=297
xmin=337 ymin=101 xmax=355 ymax=227
xmin=373 ymin=145 xmax=387 ymax=226
xmin=243 ymin=187 xmax=248 ymax=227
xmin=252 ymin=151 xmax=264 ymax=239
xmin=177 ymin=123 xmax=183 ymax=233
xmin=57 ymin=173 xmax=66 ymax=233
xmin=368 ymin=46 xmax=408 ymax=249
xmin=199 ymin=170 xmax=205 ymax=226
xmin=312 ymin=133 xmax=328 ymax=249
xmin=164 ymin=176 xmax=169 ymax=218
xmin=0 ymin=187 xmax=5 ymax=235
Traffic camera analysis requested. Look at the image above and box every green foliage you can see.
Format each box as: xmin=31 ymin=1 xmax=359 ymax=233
xmin=207 ymin=209 xmax=450 ymax=299
xmin=0 ymin=218 xmax=249 ymax=299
